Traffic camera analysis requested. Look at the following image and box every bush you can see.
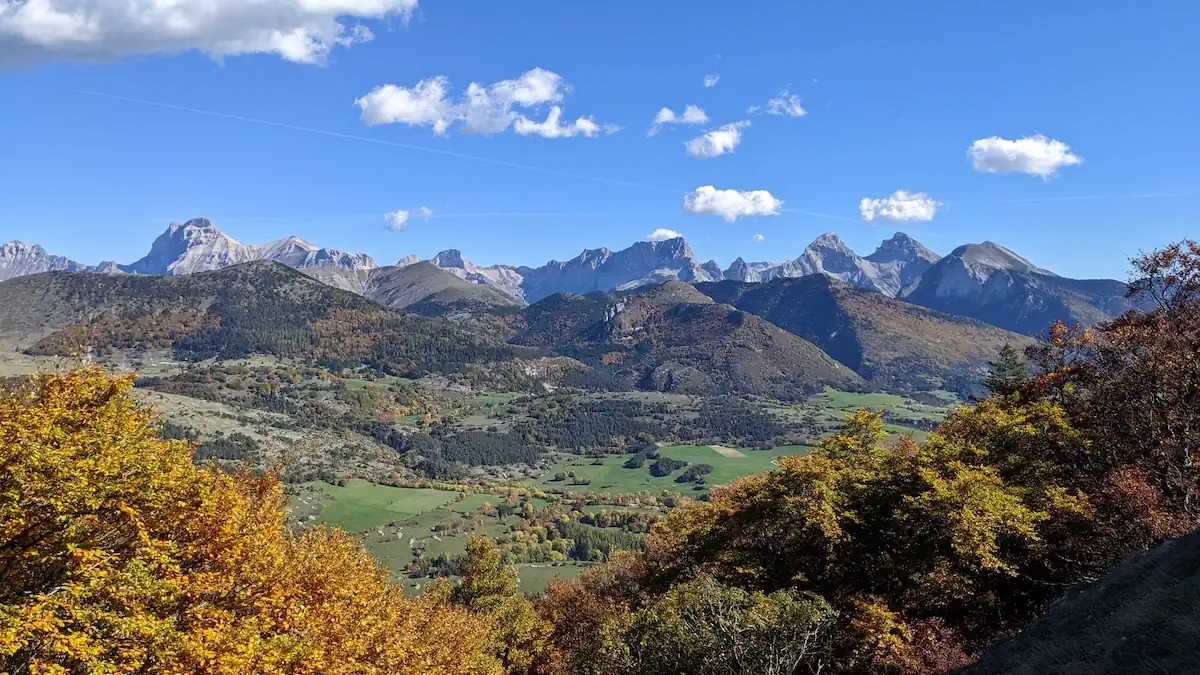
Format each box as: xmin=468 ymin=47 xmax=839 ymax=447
xmin=649 ymin=456 xmax=688 ymax=477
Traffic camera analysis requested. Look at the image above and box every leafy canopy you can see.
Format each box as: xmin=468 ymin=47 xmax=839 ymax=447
xmin=0 ymin=369 xmax=500 ymax=675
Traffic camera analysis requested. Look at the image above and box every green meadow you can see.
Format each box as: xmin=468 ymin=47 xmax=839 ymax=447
xmin=527 ymin=444 xmax=812 ymax=495
xmin=300 ymin=480 xmax=458 ymax=532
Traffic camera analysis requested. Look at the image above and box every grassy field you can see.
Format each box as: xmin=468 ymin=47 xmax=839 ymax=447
xmin=400 ymin=562 xmax=587 ymax=597
xmin=527 ymin=444 xmax=812 ymax=495
xmin=291 ymin=482 xmax=573 ymax=593
xmin=300 ymin=480 xmax=459 ymax=532
xmin=514 ymin=563 xmax=586 ymax=591
xmin=341 ymin=375 xmax=417 ymax=391
xmin=769 ymin=387 xmax=960 ymax=442
xmin=807 ymin=388 xmax=954 ymax=421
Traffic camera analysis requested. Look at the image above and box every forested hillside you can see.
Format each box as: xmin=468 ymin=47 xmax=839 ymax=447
xmin=513 ymin=281 xmax=864 ymax=399
xmin=0 ymin=261 xmax=521 ymax=377
xmin=696 ymin=275 xmax=1030 ymax=394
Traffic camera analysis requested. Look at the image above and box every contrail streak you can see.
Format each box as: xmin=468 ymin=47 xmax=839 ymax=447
xmin=951 ymin=192 xmax=1189 ymax=205
xmin=431 ymin=211 xmax=644 ymax=219
xmin=71 ymin=89 xmax=684 ymax=195
xmin=780 ymin=208 xmax=861 ymax=224
xmin=217 ymin=211 xmax=645 ymax=223
xmin=68 ymin=91 xmax=902 ymax=226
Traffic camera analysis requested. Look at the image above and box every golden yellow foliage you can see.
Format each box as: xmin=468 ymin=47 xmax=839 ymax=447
xmin=0 ymin=368 xmax=500 ymax=675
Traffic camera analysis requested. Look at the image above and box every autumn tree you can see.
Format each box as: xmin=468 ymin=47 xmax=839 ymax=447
xmin=1023 ymin=240 xmax=1200 ymax=533
xmin=0 ymin=369 xmax=500 ymax=674
xmin=567 ymin=410 xmax=1085 ymax=671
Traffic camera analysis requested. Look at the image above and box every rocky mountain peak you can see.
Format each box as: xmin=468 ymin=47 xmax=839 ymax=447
xmin=648 ymin=236 xmax=695 ymax=260
xmin=432 ymin=249 xmax=469 ymax=269
xmin=951 ymin=242 xmax=1055 ymax=277
xmin=808 ymin=232 xmax=851 ymax=252
xmin=867 ymin=232 xmax=940 ymax=264
xmin=0 ymin=240 xmax=89 ymax=281
xmin=117 ymin=218 xmax=375 ymax=275
xmin=396 ymin=254 xmax=420 ymax=267
xmin=573 ymin=247 xmax=613 ymax=269
xmin=170 ymin=217 xmax=219 ymax=236
xmin=277 ymin=235 xmax=317 ymax=251
xmin=2 ymin=241 xmax=36 ymax=255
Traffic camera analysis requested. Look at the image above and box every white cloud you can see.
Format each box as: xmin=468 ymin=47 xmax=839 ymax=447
xmin=683 ymin=185 xmax=783 ymax=222
xmin=703 ymin=74 xmax=720 ymax=88
xmin=647 ymin=104 xmax=708 ymax=136
xmin=353 ymin=76 xmax=455 ymax=133
xmin=681 ymin=105 xmax=708 ymax=124
xmin=968 ymin=134 xmax=1084 ymax=179
xmin=859 ymin=190 xmax=940 ymax=223
xmin=647 ymin=228 xmax=683 ymax=242
xmin=0 ymin=0 xmax=417 ymax=65
xmin=384 ymin=209 xmax=410 ymax=232
xmin=515 ymin=106 xmax=617 ymax=138
xmin=418 ymin=206 xmax=433 ymax=220
xmin=749 ymin=88 xmax=806 ymax=117
xmin=460 ymin=68 xmax=565 ymax=134
xmin=684 ymin=120 xmax=749 ymax=158
xmin=356 ymin=67 xmax=613 ymax=138
xmin=752 ymin=233 xmax=765 ymax=242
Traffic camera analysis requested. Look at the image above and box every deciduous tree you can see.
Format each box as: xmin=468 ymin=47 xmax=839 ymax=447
xmin=0 ymin=369 xmax=499 ymax=674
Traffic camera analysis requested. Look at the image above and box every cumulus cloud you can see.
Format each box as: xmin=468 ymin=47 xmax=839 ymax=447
xmin=386 ymin=205 xmax=432 ymax=230
xmin=647 ymin=105 xmax=708 ymax=136
xmin=683 ymin=185 xmax=783 ymax=222
xmin=703 ymin=74 xmax=720 ymax=88
xmin=968 ymin=134 xmax=1084 ymax=179
xmin=748 ymin=88 xmax=807 ymax=117
xmin=355 ymin=67 xmax=613 ymax=138
xmin=859 ymin=190 xmax=940 ymax=223
xmin=752 ymin=233 xmax=765 ymax=242
xmin=684 ymin=120 xmax=749 ymax=158
xmin=384 ymin=209 xmax=410 ymax=232
xmin=515 ymin=106 xmax=617 ymax=138
xmin=354 ymin=76 xmax=456 ymax=133
xmin=647 ymin=228 xmax=683 ymax=242
xmin=0 ymin=0 xmax=417 ymax=65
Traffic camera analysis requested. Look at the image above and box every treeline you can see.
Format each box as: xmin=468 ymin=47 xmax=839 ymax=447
xmin=514 ymin=395 xmax=793 ymax=451
xmin=406 ymin=429 xmax=541 ymax=478
xmin=160 ymin=422 xmax=263 ymax=463
xmin=492 ymin=519 xmax=647 ymax=565
xmin=27 ymin=263 xmax=523 ymax=381
xmin=144 ymin=364 xmax=545 ymax=479
xmin=515 ymin=397 xmax=668 ymax=450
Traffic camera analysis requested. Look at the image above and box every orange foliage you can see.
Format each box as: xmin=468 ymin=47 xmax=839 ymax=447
xmin=0 ymin=369 xmax=500 ymax=674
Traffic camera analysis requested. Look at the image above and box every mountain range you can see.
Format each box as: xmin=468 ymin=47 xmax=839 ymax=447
xmin=694 ymin=274 xmax=1028 ymax=392
xmin=1 ymin=217 xmax=1136 ymax=335
xmin=509 ymin=280 xmax=864 ymax=399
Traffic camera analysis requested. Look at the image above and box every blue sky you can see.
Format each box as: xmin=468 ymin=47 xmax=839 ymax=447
xmin=1 ymin=0 xmax=1196 ymax=279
